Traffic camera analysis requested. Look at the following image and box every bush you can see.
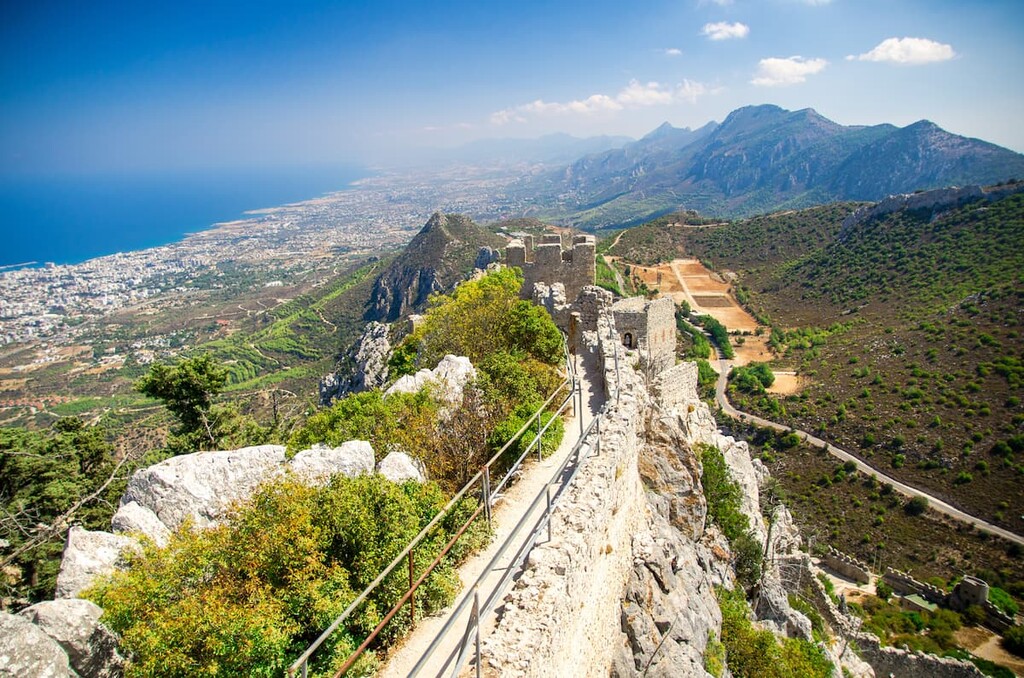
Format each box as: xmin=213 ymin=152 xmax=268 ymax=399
xmin=700 ymin=444 xmax=762 ymax=588
xmin=904 ymin=496 xmax=929 ymax=516
xmin=1003 ymin=625 xmax=1024 ymax=657
xmin=717 ymin=587 xmax=832 ymax=678
xmin=87 ymin=474 xmax=487 ymax=677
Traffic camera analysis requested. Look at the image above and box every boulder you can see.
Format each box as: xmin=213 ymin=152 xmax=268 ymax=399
xmin=376 ymin=451 xmax=425 ymax=483
xmin=290 ymin=441 xmax=375 ymax=480
xmin=20 ymin=599 xmax=125 ymax=678
xmin=0 ymin=611 xmax=71 ymax=678
xmin=55 ymin=527 xmax=138 ymax=599
xmin=385 ymin=355 xmax=476 ymax=405
xmin=118 ymin=444 xmax=287 ymax=533
xmin=110 ymin=501 xmax=170 ymax=547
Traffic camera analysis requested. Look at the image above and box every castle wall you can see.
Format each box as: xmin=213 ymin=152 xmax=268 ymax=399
xmin=508 ymin=235 xmax=596 ymax=303
xmin=612 ymin=296 xmax=676 ymax=375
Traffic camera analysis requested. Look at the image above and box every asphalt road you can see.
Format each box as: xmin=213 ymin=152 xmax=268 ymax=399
xmin=715 ymin=358 xmax=1024 ymax=547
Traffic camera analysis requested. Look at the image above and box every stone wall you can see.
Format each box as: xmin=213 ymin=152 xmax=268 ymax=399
xmin=882 ymin=567 xmax=947 ymax=606
xmin=508 ymin=234 xmax=596 ymax=303
xmin=788 ymin=556 xmax=984 ymax=678
xmin=612 ymin=296 xmax=676 ymax=375
xmin=479 ymin=312 xmax=650 ymax=677
xmin=653 ymin=362 xmax=699 ymax=410
xmin=822 ymin=547 xmax=871 ymax=585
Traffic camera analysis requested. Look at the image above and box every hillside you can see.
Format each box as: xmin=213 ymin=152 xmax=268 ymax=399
xmin=366 ymin=212 xmax=505 ymax=322
xmin=518 ymin=105 xmax=1024 ymax=229
xmin=607 ymin=184 xmax=1024 ymax=541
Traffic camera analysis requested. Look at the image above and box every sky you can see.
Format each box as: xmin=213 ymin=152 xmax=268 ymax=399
xmin=2 ymin=0 xmax=1023 ymax=176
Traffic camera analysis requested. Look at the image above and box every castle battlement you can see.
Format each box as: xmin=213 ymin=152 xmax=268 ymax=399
xmin=507 ymin=234 xmax=596 ymax=303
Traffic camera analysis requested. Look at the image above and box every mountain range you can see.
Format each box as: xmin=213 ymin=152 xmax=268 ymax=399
xmin=514 ymin=104 xmax=1024 ymax=229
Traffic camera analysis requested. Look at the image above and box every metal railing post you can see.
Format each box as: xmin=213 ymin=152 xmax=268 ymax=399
xmin=482 ymin=466 xmax=492 ymax=531
xmin=536 ymin=411 xmax=543 ymax=461
xmin=595 ymin=416 xmax=601 ymax=456
xmin=546 ymin=483 xmax=553 ymax=542
xmin=408 ymin=549 xmax=416 ymax=629
xmin=578 ymin=377 xmax=584 ymax=438
xmin=474 ymin=588 xmax=481 ymax=678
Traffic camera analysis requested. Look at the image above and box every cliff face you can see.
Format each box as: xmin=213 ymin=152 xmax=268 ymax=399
xmin=365 ymin=212 xmax=503 ymax=322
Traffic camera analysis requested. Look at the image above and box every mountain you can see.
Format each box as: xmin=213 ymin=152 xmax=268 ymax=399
xmin=365 ymin=212 xmax=504 ymax=322
xmin=521 ymin=105 xmax=1024 ymax=229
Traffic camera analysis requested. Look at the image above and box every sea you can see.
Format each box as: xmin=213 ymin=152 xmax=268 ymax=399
xmin=0 ymin=164 xmax=366 ymax=269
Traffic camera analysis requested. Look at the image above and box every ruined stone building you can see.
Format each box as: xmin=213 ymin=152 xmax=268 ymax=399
xmin=507 ymin=234 xmax=596 ymax=303
xmin=611 ymin=296 xmax=676 ymax=375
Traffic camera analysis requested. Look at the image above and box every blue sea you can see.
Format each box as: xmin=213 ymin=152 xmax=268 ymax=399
xmin=0 ymin=165 xmax=366 ymax=268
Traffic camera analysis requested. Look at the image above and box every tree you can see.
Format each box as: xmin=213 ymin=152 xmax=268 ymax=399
xmin=1 ymin=419 xmax=135 ymax=604
xmin=136 ymin=354 xmax=228 ymax=448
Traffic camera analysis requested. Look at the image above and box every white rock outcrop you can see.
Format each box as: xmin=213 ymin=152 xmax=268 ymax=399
xmin=290 ymin=441 xmax=375 ymax=480
xmin=55 ymin=528 xmax=138 ymax=599
xmin=110 ymin=501 xmax=170 ymax=547
xmin=385 ymin=354 xmax=476 ymax=405
xmin=376 ymin=450 xmax=426 ymax=483
xmin=0 ymin=612 xmax=70 ymax=678
xmin=119 ymin=444 xmax=287 ymax=535
xmin=19 ymin=599 xmax=124 ymax=678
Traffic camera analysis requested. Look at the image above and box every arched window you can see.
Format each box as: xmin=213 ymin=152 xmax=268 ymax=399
xmin=624 ymin=332 xmax=633 ymax=348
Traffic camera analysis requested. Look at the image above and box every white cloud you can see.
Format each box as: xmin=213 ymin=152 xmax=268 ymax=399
xmin=490 ymin=79 xmax=712 ymax=125
xmin=664 ymin=48 xmax=683 ymax=57
xmin=849 ymin=37 xmax=955 ymax=65
xmin=702 ymin=21 xmax=750 ymax=41
xmin=750 ymin=56 xmax=828 ymax=86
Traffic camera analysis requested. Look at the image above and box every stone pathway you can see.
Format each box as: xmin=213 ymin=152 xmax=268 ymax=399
xmin=381 ymin=353 xmax=604 ymax=677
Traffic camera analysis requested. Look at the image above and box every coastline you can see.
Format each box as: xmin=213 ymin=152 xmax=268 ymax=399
xmin=0 ymin=166 xmax=369 ymax=270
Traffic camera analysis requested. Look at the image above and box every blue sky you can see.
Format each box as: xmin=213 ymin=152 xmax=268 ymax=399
xmin=2 ymin=0 xmax=1022 ymax=175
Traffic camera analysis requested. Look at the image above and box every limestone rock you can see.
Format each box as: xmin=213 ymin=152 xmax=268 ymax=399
xmin=385 ymin=355 xmax=476 ymax=405
xmin=319 ymin=322 xmax=392 ymax=406
xmin=55 ymin=527 xmax=138 ymax=599
xmin=110 ymin=501 xmax=169 ymax=547
xmin=376 ymin=451 xmax=425 ymax=483
xmin=291 ymin=441 xmax=375 ymax=480
xmin=118 ymin=444 xmax=287 ymax=533
xmin=20 ymin=599 xmax=125 ymax=678
xmin=474 ymin=246 xmax=500 ymax=270
xmin=0 ymin=612 xmax=71 ymax=678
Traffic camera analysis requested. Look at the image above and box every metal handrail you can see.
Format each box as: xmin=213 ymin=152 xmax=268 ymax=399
xmin=288 ymin=345 xmax=576 ymax=677
xmin=410 ymin=402 xmax=605 ymax=677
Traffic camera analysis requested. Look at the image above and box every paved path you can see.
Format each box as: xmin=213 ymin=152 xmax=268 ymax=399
xmin=382 ymin=353 xmax=605 ymax=677
xmin=714 ymin=359 xmax=1024 ymax=547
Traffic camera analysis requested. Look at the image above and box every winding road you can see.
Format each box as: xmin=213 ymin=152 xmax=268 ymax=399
xmin=714 ymin=359 xmax=1024 ymax=547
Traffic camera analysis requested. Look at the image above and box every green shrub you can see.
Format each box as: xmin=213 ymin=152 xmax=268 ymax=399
xmin=699 ymin=445 xmax=762 ymax=588
xmin=87 ymin=474 xmax=487 ymax=677
xmin=1003 ymin=625 xmax=1024 ymax=657
xmin=904 ymin=496 xmax=929 ymax=516
xmin=718 ymin=587 xmax=832 ymax=678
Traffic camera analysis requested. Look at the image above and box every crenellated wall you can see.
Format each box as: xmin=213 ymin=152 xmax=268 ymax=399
xmin=508 ymin=234 xmax=596 ymax=303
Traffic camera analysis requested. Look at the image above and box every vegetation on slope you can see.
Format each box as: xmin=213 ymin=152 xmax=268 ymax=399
xmin=716 ymin=586 xmax=832 ymax=678
xmin=699 ymin=443 xmax=762 ymax=589
xmin=87 ymin=474 xmax=486 ymax=677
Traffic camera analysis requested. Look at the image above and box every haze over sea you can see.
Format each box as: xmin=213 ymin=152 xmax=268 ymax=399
xmin=0 ymin=164 xmax=366 ymax=268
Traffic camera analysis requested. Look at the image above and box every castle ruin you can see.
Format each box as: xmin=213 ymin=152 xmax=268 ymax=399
xmin=507 ymin=233 xmax=596 ymax=304
xmin=612 ymin=296 xmax=676 ymax=375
